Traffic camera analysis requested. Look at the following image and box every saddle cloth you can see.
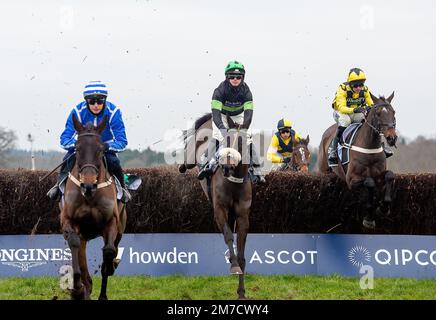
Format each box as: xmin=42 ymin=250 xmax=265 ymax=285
xmin=329 ymin=122 xmax=362 ymax=167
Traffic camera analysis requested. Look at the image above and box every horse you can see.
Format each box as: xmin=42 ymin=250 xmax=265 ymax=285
xmin=316 ymin=92 xmax=397 ymax=229
xmin=60 ymin=115 xmax=126 ymax=300
xmin=179 ymin=113 xmax=251 ymax=300
xmin=278 ymin=135 xmax=311 ymax=172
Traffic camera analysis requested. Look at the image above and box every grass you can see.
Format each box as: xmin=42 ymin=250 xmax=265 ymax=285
xmin=0 ymin=274 xmax=435 ymax=300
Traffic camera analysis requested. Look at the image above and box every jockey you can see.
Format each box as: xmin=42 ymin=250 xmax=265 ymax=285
xmin=197 ymin=60 xmax=265 ymax=184
xmin=328 ymin=68 xmax=393 ymax=164
xmin=47 ymin=81 xmax=131 ymax=203
xmin=267 ymin=118 xmax=302 ymax=165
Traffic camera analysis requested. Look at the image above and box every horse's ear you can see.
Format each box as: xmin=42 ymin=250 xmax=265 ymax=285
xmin=370 ymin=92 xmax=379 ymax=103
xmin=387 ymin=91 xmax=395 ymax=103
xmin=306 ymin=135 xmax=310 ymax=145
xmin=72 ymin=114 xmax=83 ymax=133
xmin=96 ymin=115 xmax=108 ymax=134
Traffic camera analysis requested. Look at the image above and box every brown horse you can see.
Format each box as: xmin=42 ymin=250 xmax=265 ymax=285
xmin=179 ymin=114 xmax=251 ymax=300
xmin=60 ymin=115 xmax=126 ymax=300
xmin=316 ymin=92 xmax=397 ymax=228
xmin=279 ymin=135 xmax=311 ymax=172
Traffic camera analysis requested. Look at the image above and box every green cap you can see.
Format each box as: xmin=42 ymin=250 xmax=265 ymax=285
xmin=225 ymin=60 xmax=245 ymax=75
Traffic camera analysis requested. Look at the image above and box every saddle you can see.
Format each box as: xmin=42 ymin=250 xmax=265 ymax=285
xmin=328 ymin=123 xmax=362 ymax=167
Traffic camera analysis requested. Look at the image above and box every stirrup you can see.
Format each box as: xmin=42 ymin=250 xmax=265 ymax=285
xmin=250 ymin=174 xmax=265 ymax=184
xmin=382 ymin=143 xmax=394 ymax=158
xmin=250 ymin=166 xmax=266 ymax=184
xmin=256 ymin=175 xmax=266 ymax=184
xmin=328 ymin=151 xmax=339 ymax=164
xmin=120 ymin=188 xmax=131 ymax=203
xmin=197 ymin=166 xmax=211 ymax=180
xmin=384 ymin=150 xmax=394 ymax=158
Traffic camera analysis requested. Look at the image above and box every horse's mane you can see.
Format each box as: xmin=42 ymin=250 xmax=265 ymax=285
xmin=180 ymin=113 xmax=212 ymax=145
xmin=194 ymin=113 xmax=212 ymax=130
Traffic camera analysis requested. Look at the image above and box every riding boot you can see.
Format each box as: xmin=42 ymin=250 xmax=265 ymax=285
xmin=382 ymin=139 xmax=394 ymax=158
xmin=249 ymin=143 xmax=266 ymax=184
xmin=197 ymin=138 xmax=218 ymax=180
xmin=328 ymin=126 xmax=346 ymax=164
xmin=110 ymin=164 xmax=131 ymax=203
xmin=47 ymin=153 xmax=76 ymax=201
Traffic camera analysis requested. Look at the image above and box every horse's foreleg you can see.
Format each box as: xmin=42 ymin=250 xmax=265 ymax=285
xmin=214 ymin=205 xmax=242 ymax=275
xmin=380 ymin=170 xmax=394 ymax=214
xmin=78 ymin=240 xmax=92 ymax=299
xmin=99 ymin=217 xmax=118 ymax=301
xmin=113 ymin=233 xmax=123 ymax=270
xmin=235 ymin=210 xmax=249 ymax=300
xmin=62 ymin=218 xmax=84 ymax=300
xmin=363 ymin=177 xmax=376 ymax=229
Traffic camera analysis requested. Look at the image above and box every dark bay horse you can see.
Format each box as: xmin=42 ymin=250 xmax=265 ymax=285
xmin=279 ymin=135 xmax=311 ymax=172
xmin=179 ymin=114 xmax=251 ymax=300
xmin=60 ymin=115 xmax=126 ymax=300
xmin=316 ymin=92 xmax=397 ymax=228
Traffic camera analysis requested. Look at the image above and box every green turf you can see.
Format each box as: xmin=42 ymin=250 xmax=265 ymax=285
xmin=0 ymin=274 xmax=435 ymax=300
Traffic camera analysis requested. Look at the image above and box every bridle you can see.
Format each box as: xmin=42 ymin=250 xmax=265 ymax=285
xmin=68 ymin=132 xmax=113 ymax=189
xmin=364 ymin=103 xmax=396 ymax=135
xmin=291 ymin=144 xmax=310 ymax=171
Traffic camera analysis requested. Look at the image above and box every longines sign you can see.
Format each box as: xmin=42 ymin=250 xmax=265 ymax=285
xmin=0 ymin=234 xmax=435 ymax=278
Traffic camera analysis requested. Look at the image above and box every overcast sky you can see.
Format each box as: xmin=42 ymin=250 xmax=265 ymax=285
xmin=1 ymin=0 xmax=435 ymax=153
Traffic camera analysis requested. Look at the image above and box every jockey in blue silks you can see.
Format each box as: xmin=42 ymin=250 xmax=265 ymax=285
xmin=47 ymin=80 xmax=131 ymax=203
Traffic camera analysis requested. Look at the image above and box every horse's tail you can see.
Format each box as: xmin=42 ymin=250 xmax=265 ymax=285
xmin=315 ymin=124 xmax=337 ymax=174
xmin=314 ymin=138 xmax=326 ymax=174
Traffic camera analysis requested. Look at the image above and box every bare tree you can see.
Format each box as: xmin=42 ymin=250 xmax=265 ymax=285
xmin=0 ymin=127 xmax=17 ymax=166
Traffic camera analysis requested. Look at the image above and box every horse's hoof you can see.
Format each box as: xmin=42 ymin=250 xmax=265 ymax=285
xmin=363 ymin=219 xmax=376 ymax=229
xmin=98 ymin=295 xmax=108 ymax=301
xmin=71 ymin=287 xmax=85 ymax=300
xmin=378 ymin=206 xmax=391 ymax=216
xmin=113 ymin=258 xmax=121 ymax=269
xmin=103 ymin=247 xmax=116 ymax=262
xmin=238 ymin=296 xmax=248 ymax=300
xmin=179 ymin=164 xmax=187 ymax=173
xmin=230 ymin=266 xmax=243 ymax=275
